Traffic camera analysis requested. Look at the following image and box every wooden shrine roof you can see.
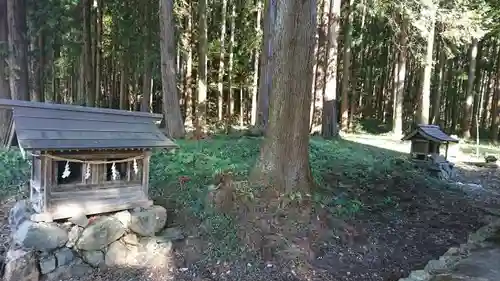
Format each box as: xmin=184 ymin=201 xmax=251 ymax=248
xmin=401 ymin=124 xmax=459 ymax=143
xmin=0 ymin=99 xmax=177 ymax=151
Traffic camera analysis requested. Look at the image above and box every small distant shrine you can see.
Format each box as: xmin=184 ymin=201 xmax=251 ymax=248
xmin=0 ymin=99 xmax=177 ymax=222
xmin=401 ymin=124 xmax=459 ymax=161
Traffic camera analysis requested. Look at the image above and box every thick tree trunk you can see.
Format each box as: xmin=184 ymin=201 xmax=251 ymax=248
xmin=417 ymin=1 xmax=436 ymax=124
xmin=7 ymin=0 xmax=29 ymax=100
xmin=250 ymin=0 xmax=262 ymax=125
xmin=183 ymin=3 xmax=194 ymax=128
xmin=490 ymin=49 xmax=500 ymax=142
xmin=95 ymin=0 xmax=103 ymax=106
xmin=226 ymin=2 xmax=236 ymax=125
xmin=83 ymin=0 xmax=94 ymax=106
xmin=432 ymin=41 xmax=446 ymax=125
xmin=33 ymin=31 xmax=45 ymax=102
xmin=461 ymin=38 xmax=478 ymax=138
xmin=196 ymin=0 xmax=208 ymax=132
xmin=311 ymin=0 xmax=327 ymax=132
xmin=256 ymin=0 xmax=275 ymax=130
xmin=0 ymin=0 xmax=12 ymax=144
xmin=321 ymin=0 xmax=341 ymax=138
xmin=339 ymin=0 xmax=354 ymax=131
xmin=159 ymin=0 xmax=185 ymax=138
xmin=392 ymin=15 xmax=407 ymax=137
xmin=217 ymin=0 xmax=227 ymax=121
xmin=141 ymin=54 xmax=152 ymax=112
xmin=251 ymin=0 xmax=316 ymax=192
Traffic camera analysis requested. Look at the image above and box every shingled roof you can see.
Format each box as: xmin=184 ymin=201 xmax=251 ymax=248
xmin=0 ymin=99 xmax=177 ymax=151
xmin=401 ymin=124 xmax=458 ymax=143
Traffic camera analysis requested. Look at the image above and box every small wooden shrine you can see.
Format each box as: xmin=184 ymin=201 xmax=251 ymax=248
xmin=401 ymin=124 xmax=458 ymax=161
xmin=0 ymin=99 xmax=177 ymax=222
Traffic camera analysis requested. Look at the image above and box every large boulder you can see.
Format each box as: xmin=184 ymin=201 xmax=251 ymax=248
xmin=81 ymin=250 xmax=105 ymax=268
xmin=129 ymin=206 xmax=167 ymax=236
xmin=8 ymin=200 xmax=32 ymax=233
xmin=105 ymin=240 xmax=140 ymax=267
xmin=3 ymin=247 xmax=39 ymax=281
xmin=76 ymin=216 xmax=126 ymax=251
xmin=13 ymin=221 xmax=68 ymax=251
xmin=105 ymin=235 xmax=173 ymax=268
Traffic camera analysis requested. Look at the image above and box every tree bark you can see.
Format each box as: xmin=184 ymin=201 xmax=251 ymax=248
xmin=461 ymin=38 xmax=478 ymax=138
xmin=256 ymin=0 xmax=275 ymax=130
xmin=183 ymin=3 xmax=194 ymax=128
xmin=392 ymin=15 xmax=407 ymax=137
xmin=95 ymin=0 xmax=103 ymax=106
xmin=159 ymin=0 xmax=185 ymax=138
xmin=490 ymin=47 xmax=500 ymax=142
xmin=251 ymin=0 xmax=317 ymax=192
xmin=432 ymin=40 xmax=446 ymax=125
xmin=7 ymin=0 xmax=29 ymax=100
xmin=217 ymin=0 xmax=227 ymax=121
xmin=0 ymin=0 xmax=12 ymax=144
xmin=417 ymin=1 xmax=436 ymax=124
xmin=250 ymin=0 xmax=262 ymax=125
xmin=83 ymin=0 xmax=94 ymax=106
xmin=226 ymin=1 xmax=236 ymax=125
xmin=196 ymin=0 xmax=208 ymax=132
xmin=339 ymin=0 xmax=354 ymax=131
xmin=321 ymin=0 xmax=341 ymax=138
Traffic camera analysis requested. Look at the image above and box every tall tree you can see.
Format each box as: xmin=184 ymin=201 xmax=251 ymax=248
xmin=82 ymin=0 xmax=94 ymax=106
xmin=461 ymin=38 xmax=478 ymax=138
xmin=250 ymin=0 xmax=262 ymax=125
xmin=251 ymin=0 xmax=316 ymax=192
xmin=392 ymin=15 xmax=407 ymax=137
xmin=339 ymin=0 xmax=354 ymax=131
xmin=159 ymin=0 xmax=185 ymax=138
xmin=417 ymin=0 xmax=437 ymax=124
xmin=256 ymin=0 xmax=275 ymax=130
xmin=0 ymin=0 xmax=11 ymax=143
xmin=0 ymin=0 xmax=9 ymax=100
xmin=321 ymin=0 xmax=341 ymax=138
xmin=217 ymin=0 xmax=228 ymax=121
xmin=7 ymin=0 xmax=29 ymax=100
xmin=197 ymin=0 xmax=208 ymax=132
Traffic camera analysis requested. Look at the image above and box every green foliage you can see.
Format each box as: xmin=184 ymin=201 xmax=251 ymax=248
xmin=0 ymin=150 xmax=30 ymax=200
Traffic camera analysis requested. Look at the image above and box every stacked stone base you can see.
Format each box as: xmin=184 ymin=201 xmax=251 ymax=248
xmin=4 ymin=200 xmax=183 ymax=281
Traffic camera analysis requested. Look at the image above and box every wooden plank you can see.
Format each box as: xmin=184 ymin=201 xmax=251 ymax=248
xmin=142 ymin=151 xmax=151 ymax=198
xmin=52 ymin=150 xmax=144 ymax=159
xmin=15 ymin=117 xmax=160 ymax=133
xmin=42 ymin=156 xmax=52 ymax=212
xmin=5 ymin=118 xmax=15 ymax=148
xmin=0 ymin=98 xmax=162 ymax=119
xmin=17 ymin=129 xmax=163 ymax=141
xmin=52 ymin=180 xmax=142 ymax=192
xmin=47 ymin=198 xmax=153 ymax=221
xmin=14 ymin=108 xmax=158 ymax=124
xmin=18 ymin=138 xmax=177 ymax=151
xmin=30 ymin=180 xmax=41 ymax=192
xmin=50 ymin=185 xmax=143 ymax=200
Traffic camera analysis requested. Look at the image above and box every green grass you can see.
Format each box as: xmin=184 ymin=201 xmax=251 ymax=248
xmin=0 ymin=150 xmax=30 ymax=200
xmin=0 ymin=135 xmax=446 ymax=261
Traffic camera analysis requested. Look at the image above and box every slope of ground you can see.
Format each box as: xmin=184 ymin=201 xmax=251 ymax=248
xmin=0 ymin=135 xmax=497 ymax=281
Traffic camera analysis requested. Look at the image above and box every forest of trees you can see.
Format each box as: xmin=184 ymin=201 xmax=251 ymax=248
xmin=1 ymin=0 xmax=500 ymax=142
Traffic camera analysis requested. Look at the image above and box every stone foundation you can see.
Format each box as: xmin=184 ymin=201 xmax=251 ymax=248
xmin=4 ymin=200 xmax=184 ymax=281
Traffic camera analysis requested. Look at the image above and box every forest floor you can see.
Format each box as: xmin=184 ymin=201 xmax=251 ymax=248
xmin=1 ymin=134 xmax=500 ymax=281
